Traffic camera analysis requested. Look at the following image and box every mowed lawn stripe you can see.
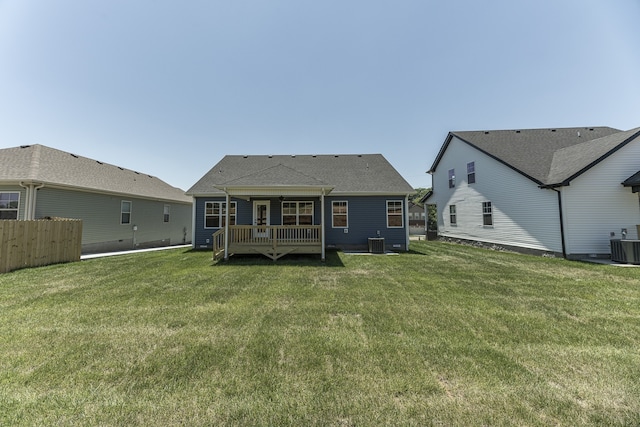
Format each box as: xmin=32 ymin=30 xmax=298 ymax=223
xmin=0 ymin=241 xmax=639 ymax=426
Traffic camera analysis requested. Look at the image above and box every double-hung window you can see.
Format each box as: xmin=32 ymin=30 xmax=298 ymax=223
xmin=0 ymin=192 xmax=19 ymax=219
xmin=205 ymin=201 xmax=236 ymax=228
xmin=121 ymin=201 xmax=132 ymax=224
xmin=282 ymin=201 xmax=313 ymax=225
xmin=448 ymin=169 xmax=455 ymax=188
xmin=467 ymin=162 xmax=476 ymax=184
xmin=386 ymin=200 xmax=403 ymax=228
xmin=163 ymin=205 xmax=170 ymax=223
xmin=449 ymin=205 xmax=457 ymax=225
xmin=482 ymin=201 xmax=493 ymax=226
xmin=332 ymin=201 xmax=348 ymax=228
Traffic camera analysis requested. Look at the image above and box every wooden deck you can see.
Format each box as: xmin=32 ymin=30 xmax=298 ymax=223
xmin=213 ymin=225 xmax=322 ymax=260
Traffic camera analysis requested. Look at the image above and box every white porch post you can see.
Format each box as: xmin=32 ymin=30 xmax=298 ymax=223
xmin=321 ymin=189 xmax=326 ymax=261
xmin=224 ymin=190 xmax=230 ymax=260
xmin=405 ymin=195 xmax=410 ymax=251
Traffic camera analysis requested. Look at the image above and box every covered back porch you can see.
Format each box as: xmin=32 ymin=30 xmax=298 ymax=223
xmin=214 ymin=182 xmax=333 ymax=261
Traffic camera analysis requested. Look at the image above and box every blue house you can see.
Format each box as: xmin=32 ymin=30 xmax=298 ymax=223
xmin=186 ymin=154 xmax=415 ymax=260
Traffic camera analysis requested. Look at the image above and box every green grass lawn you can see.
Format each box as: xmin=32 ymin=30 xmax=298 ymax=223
xmin=1 ymin=241 xmax=639 ymax=426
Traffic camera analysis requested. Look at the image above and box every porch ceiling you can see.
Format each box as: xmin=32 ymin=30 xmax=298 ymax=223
xmin=213 ymin=185 xmax=334 ymax=197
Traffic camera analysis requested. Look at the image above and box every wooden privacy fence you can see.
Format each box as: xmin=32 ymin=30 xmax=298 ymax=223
xmin=0 ymin=219 xmax=83 ymax=273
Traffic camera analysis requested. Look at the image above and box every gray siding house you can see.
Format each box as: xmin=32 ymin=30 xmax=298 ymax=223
xmin=186 ymin=154 xmax=415 ymax=260
xmin=0 ymin=144 xmax=192 ymax=253
xmin=427 ymin=126 xmax=640 ymax=259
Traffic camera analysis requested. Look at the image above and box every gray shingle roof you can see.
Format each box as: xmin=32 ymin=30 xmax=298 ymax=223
xmin=547 ymin=127 xmax=640 ymax=185
xmin=0 ymin=144 xmax=191 ymax=203
xmin=187 ymin=154 xmax=414 ymax=195
xmin=430 ymin=126 xmax=640 ymax=186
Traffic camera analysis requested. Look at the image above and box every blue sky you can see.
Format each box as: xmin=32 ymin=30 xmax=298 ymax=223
xmin=1 ymin=0 xmax=639 ymax=191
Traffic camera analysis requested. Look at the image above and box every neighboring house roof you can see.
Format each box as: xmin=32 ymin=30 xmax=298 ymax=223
xmin=187 ymin=154 xmax=414 ymax=196
xmin=419 ymin=189 xmax=433 ymax=203
xmin=0 ymin=144 xmax=191 ymax=203
xmin=622 ymin=170 xmax=640 ymax=193
xmin=408 ymin=201 xmax=423 ymax=211
xmin=429 ymin=126 xmax=640 ymax=186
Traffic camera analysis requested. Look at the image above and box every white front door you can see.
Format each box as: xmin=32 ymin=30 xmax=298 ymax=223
xmin=253 ymin=201 xmax=270 ymax=237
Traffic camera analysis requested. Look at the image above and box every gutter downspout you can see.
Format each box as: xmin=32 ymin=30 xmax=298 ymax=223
xmin=19 ymin=182 xmax=31 ymax=220
xmin=30 ymin=183 xmax=45 ymax=219
xmin=191 ymin=196 xmax=196 ymax=249
xmin=551 ymin=188 xmax=567 ymax=258
xmin=321 ymin=189 xmax=326 ymax=262
xmin=224 ymin=190 xmax=230 ymax=261
xmin=19 ymin=182 xmax=45 ymax=220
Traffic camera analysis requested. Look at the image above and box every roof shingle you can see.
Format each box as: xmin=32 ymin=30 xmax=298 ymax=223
xmin=0 ymin=144 xmax=191 ymax=203
xmin=431 ymin=126 xmax=640 ymax=186
xmin=187 ymin=154 xmax=414 ymax=195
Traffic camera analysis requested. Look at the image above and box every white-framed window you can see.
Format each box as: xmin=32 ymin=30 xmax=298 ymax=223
xmin=0 ymin=192 xmax=20 ymax=219
xmin=449 ymin=205 xmax=457 ymax=225
xmin=205 ymin=201 xmax=236 ymax=228
xmin=448 ymin=169 xmax=455 ymax=188
xmin=163 ymin=205 xmax=170 ymax=223
xmin=467 ymin=162 xmax=476 ymax=184
xmin=332 ymin=201 xmax=348 ymax=228
xmin=386 ymin=200 xmax=403 ymax=228
xmin=482 ymin=201 xmax=493 ymax=226
xmin=121 ymin=201 xmax=132 ymax=224
xmin=282 ymin=201 xmax=313 ymax=225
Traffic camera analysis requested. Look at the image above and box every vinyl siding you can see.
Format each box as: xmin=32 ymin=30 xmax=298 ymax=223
xmin=193 ymin=197 xmax=322 ymax=248
xmin=561 ymin=141 xmax=640 ymax=256
xmin=35 ymin=187 xmax=192 ymax=252
xmin=193 ymin=195 xmax=408 ymax=251
xmin=431 ymin=136 xmax=562 ymax=253
xmin=324 ymin=196 xmax=408 ymax=250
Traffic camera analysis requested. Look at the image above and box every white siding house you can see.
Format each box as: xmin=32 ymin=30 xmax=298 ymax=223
xmin=560 ymin=140 xmax=640 ymax=254
xmin=428 ymin=126 xmax=640 ymax=259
